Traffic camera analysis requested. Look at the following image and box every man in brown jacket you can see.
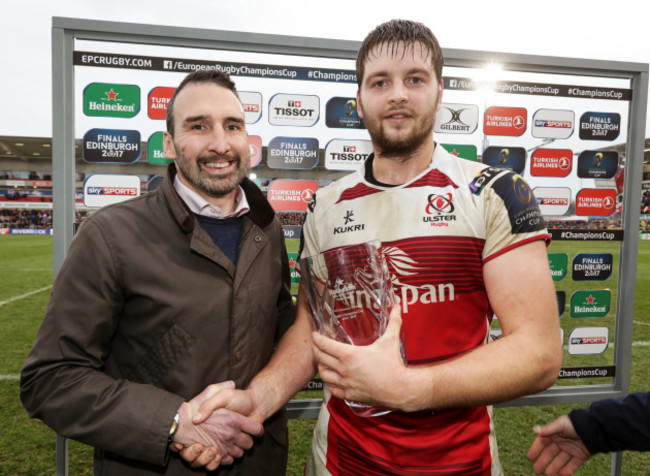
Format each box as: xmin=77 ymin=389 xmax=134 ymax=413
xmin=20 ymin=70 xmax=295 ymax=475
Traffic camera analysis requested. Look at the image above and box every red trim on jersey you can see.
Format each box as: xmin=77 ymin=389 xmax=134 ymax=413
xmin=325 ymin=397 xmax=492 ymax=475
xmin=406 ymin=169 xmax=459 ymax=190
xmin=483 ymin=233 xmax=551 ymax=264
xmin=336 ymin=182 xmax=382 ymax=204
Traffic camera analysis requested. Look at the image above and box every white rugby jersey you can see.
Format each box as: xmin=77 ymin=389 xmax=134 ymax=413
xmin=301 ymin=145 xmax=549 ymax=476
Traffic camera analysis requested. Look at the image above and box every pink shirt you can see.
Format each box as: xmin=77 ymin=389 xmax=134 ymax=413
xmin=173 ymin=175 xmax=250 ymax=219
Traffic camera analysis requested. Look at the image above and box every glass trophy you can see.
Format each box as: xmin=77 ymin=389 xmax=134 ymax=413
xmin=299 ymin=240 xmax=398 ymax=417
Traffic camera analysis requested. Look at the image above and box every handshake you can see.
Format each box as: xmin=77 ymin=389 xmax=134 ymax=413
xmin=170 ymin=381 xmax=263 ymax=471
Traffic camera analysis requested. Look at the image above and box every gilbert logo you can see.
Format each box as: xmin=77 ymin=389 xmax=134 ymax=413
xmin=434 ymin=103 xmax=478 ymax=134
xmin=83 ymin=83 xmax=140 ymax=118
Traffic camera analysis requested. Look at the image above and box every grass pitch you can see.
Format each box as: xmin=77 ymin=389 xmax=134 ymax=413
xmin=1 ymin=235 xmax=649 ymax=475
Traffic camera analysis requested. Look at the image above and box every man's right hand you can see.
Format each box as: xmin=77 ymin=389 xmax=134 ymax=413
xmin=527 ymin=415 xmax=591 ymax=475
xmin=172 ymin=387 xmax=263 ymax=470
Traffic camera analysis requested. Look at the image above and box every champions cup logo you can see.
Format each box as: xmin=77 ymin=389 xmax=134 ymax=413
xmin=483 ymin=147 xmax=526 ymax=174
xmin=594 ymin=153 xmax=603 ymax=167
xmin=499 ymin=148 xmax=509 ymax=164
xmin=344 ymin=99 xmax=357 ymax=116
xmin=513 ymin=176 xmax=532 ymax=204
xmin=326 ymin=97 xmax=364 ymax=129
xmin=577 ymin=150 xmax=618 ymax=178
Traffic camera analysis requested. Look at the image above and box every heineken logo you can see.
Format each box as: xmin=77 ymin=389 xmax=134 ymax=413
xmin=548 ymin=253 xmax=567 ymax=281
xmin=147 ymin=131 xmax=170 ymax=165
xmin=83 ymin=82 xmax=140 ymax=118
xmin=570 ymin=290 xmax=611 ymax=318
xmin=442 ymin=143 xmax=477 ymax=162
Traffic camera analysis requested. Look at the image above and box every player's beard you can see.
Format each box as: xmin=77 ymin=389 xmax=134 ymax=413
xmin=361 ymin=104 xmax=436 ymax=157
xmin=173 ymin=147 xmax=249 ymax=198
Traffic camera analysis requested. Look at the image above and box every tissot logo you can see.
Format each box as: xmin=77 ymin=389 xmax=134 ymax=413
xmin=324 ymin=138 xmax=373 ymax=171
xmin=269 ymin=93 xmax=319 ymax=126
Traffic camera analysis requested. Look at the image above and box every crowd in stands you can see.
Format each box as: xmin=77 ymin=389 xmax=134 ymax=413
xmin=276 ymin=211 xmax=305 ymax=226
xmin=0 ymin=209 xmax=52 ymax=229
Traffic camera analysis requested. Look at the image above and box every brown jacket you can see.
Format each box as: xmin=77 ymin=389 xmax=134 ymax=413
xmin=20 ymin=164 xmax=296 ymax=475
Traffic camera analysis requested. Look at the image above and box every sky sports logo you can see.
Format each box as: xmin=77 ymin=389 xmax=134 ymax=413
xmin=84 ymin=174 xmax=141 ymax=208
xmin=86 ymin=187 xmax=138 ymax=196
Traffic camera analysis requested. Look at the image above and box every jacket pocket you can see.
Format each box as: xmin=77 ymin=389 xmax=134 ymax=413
xmin=122 ymin=323 xmax=195 ymax=387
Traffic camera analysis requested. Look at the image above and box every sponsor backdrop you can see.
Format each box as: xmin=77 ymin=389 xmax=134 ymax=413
xmin=72 ymin=35 xmax=633 ymax=388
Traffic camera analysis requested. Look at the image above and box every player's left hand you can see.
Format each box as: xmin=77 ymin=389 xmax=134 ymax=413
xmin=312 ymin=305 xmax=418 ymax=411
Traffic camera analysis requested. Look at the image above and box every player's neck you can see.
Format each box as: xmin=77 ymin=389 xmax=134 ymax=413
xmin=372 ymin=141 xmax=435 ymax=185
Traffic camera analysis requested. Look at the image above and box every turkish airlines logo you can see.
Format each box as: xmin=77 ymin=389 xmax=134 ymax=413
xmin=483 ymin=106 xmax=527 ymax=136
xmin=530 ymin=149 xmax=573 ymax=178
xmin=575 ymin=189 xmax=617 ymax=216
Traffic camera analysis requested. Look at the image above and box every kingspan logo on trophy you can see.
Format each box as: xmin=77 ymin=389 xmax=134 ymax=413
xmin=299 ymin=240 xmax=405 ymax=417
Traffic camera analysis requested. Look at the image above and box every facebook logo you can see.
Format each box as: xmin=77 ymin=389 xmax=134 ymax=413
xmin=163 ymin=60 xmax=172 ymax=70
